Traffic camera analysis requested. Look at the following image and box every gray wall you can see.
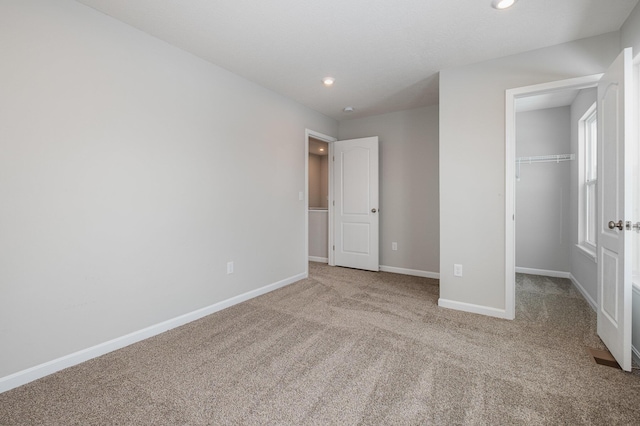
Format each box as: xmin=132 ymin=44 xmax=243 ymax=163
xmin=309 ymin=154 xmax=321 ymax=207
xmin=308 ymin=154 xmax=328 ymax=208
xmin=439 ymin=32 xmax=621 ymax=311
xmin=338 ymin=105 xmax=439 ymax=274
xmin=308 ymin=211 xmax=328 ymax=259
xmin=516 ymin=107 xmax=571 ymax=273
xmin=569 ymin=88 xmax=598 ymax=305
xmin=319 ymin=156 xmax=329 ymax=209
xmin=0 ymin=0 xmax=337 ymax=378
xmin=622 ymin=0 xmax=640 ymax=53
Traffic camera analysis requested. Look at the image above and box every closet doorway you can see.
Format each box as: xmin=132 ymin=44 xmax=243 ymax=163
xmin=308 ymin=137 xmax=330 ymax=263
xmin=505 ymin=74 xmax=602 ymax=319
xmin=304 ymin=130 xmax=336 ymax=275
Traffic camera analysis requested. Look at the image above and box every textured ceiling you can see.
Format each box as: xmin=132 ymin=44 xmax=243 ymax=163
xmin=75 ymin=0 xmax=638 ymax=120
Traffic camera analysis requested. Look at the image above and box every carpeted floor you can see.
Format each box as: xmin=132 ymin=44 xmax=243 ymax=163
xmin=1 ymin=263 xmax=639 ymax=424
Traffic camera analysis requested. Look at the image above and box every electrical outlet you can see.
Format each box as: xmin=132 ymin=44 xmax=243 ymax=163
xmin=454 ymin=264 xmax=463 ymax=277
xmin=392 ymin=242 xmax=398 ymax=251
xmin=227 ymin=261 xmax=234 ymax=274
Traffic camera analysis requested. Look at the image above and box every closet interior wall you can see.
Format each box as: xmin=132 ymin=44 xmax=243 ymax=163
xmin=515 ymin=106 xmax=572 ymax=274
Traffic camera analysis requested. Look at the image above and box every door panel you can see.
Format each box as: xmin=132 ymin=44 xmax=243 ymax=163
xmin=597 ymin=47 xmax=633 ymax=372
xmin=342 ymin=148 xmax=370 ymax=214
xmin=342 ymin=223 xmax=370 ymax=254
xmin=334 ymin=137 xmax=379 ymax=271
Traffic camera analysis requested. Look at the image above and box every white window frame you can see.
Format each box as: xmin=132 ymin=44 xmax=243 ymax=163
xmin=577 ymin=102 xmax=598 ymax=260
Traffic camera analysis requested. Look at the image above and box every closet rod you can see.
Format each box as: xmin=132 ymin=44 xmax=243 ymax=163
xmin=515 ymin=154 xmax=574 ymax=181
xmin=516 ymin=154 xmax=575 ymax=164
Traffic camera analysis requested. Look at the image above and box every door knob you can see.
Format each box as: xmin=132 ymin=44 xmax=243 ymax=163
xmin=608 ymin=220 xmax=624 ymax=230
xmin=371 ymin=208 xmax=377 ymax=213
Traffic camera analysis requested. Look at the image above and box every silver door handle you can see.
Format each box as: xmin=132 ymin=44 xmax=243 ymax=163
xmin=371 ymin=208 xmax=377 ymax=213
xmin=608 ymin=220 xmax=624 ymax=230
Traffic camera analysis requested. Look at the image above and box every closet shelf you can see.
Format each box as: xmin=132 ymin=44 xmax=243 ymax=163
xmin=516 ymin=154 xmax=574 ymax=180
xmin=516 ymin=154 xmax=574 ymax=164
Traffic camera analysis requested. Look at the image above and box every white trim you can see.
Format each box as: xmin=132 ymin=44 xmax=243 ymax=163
xmin=569 ymin=273 xmax=598 ymax=312
xmin=505 ymin=74 xmax=603 ymax=322
xmin=438 ymin=298 xmax=509 ymax=319
xmin=379 ymin=265 xmax=440 ymax=279
xmin=304 ymin=129 xmax=337 ymax=276
xmin=308 ymin=256 xmax=328 ymax=263
xmin=515 ymin=267 xmax=570 ymax=279
xmin=634 ymin=285 xmax=640 ymax=367
xmin=578 ymin=102 xmax=598 ymax=251
xmin=0 ymin=272 xmax=306 ymax=394
xmin=575 ymin=243 xmax=597 ymax=262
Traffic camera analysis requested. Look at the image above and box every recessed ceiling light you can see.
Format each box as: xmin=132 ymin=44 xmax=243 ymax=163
xmin=491 ymin=0 xmax=516 ymax=9
xmin=322 ymin=77 xmax=335 ymax=87
xmin=343 ymin=106 xmax=355 ymax=113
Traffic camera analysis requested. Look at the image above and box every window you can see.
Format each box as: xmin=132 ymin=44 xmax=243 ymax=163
xmin=578 ymin=102 xmax=597 ymax=258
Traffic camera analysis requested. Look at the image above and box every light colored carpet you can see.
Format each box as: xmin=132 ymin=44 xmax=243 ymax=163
xmin=1 ymin=263 xmax=639 ymax=424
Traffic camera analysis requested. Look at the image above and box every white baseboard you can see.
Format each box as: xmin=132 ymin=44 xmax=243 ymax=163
xmin=379 ymin=265 xmax=439 ymax=279
xmin=438 ymin=298 xmax=509 ymax=319
xmin=308 ymin=256 xmax=328 ymax=263
xmin=0 ymin=272 xmax=306 ymax=394
xmin=515 ymin=267 xmax=570 ymax=279
xmin=569 ymin=273 xmax=597 ymax=312
xmin=633 ymin=346 xmax=640 ymax=369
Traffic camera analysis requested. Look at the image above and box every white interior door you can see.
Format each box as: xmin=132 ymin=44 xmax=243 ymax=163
xmin=333 ymin=137 xmax=379 ymax=271
xmin=597 ymin=47 xmax=634 ymax=372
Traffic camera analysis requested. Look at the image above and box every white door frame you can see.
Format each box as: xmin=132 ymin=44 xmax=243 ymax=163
xmin=504 ymin=74 xmax=603 ymax=320
xmin=305 ymin=129 xmax=337 ymax=276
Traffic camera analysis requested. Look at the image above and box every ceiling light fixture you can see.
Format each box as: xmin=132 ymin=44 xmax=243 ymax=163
xmin=319 ymin=148 xmax=324 ymax=152
xmin=322 ymin=77 xmax=335 ymax=87
xmin=491 ymin=0 xmax=517 ymax=9
xmin=343 ymin=106 xmax=355 ymax=113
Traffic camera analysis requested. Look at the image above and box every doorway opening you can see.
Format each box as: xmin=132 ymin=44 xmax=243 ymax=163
xmin=308 ymin=137 xmax=330 ymax=263
xmin=304 ymin=130 xmax=336 ymax=277
xmin=505 ymin=74 xmax=602 ymax=320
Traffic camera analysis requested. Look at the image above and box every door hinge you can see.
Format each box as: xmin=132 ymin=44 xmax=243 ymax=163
xmin=333 ymin=200 xmax=335 ymax=206
xmin=333 ymin=156 xmax=335 ymax=162
xmin=333 ymin=245 xmax=335 ymax=251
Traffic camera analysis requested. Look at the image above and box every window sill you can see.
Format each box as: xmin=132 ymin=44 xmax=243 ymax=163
xmin=575 ymin=244 xmax=597 ymax=263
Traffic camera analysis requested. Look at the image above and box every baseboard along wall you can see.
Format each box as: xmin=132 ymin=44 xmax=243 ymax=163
xmin=0 ymin=272 xmax=307 ymax=394
xmin=515 ymin=267 xmax=571 ymax=279
xmin=308 ymin=256 xmax=328 ymax=263
xmin=633 ymin=346 xmax=640 ymax=368
xmin=379 ymin=265 xmax=439 ymax=279
xmin=438 ymin=298 xmax=509 ymax=320
xmin=569 ymin=274 xmax=597 ymax=312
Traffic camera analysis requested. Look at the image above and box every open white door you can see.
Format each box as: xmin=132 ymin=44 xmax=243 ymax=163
xmin=597 ymin=48 xmax=634 ymax=372
xmin=333 ymin=137 xmax=379 ymax=271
